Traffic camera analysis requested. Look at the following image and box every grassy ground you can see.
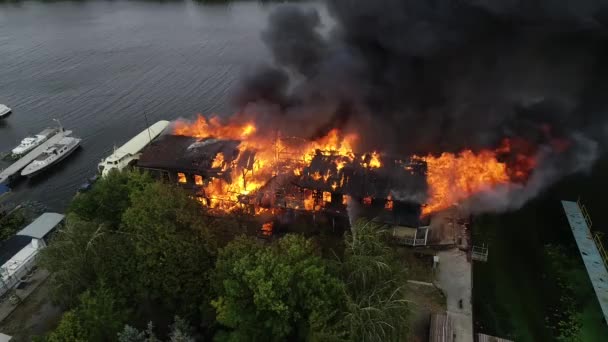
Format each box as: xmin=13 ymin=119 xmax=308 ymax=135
xmin=400 ymin=247 xmax=446 ymax=342
xmin=473 ymin=157 xmax=608 ymax=341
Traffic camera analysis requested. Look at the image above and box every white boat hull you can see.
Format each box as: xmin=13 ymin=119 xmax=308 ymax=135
xmin=21 ymin=139 xmax=81 ymax=177
xmin=0 ymin=106 xmax=11 ymax=118
xmin=98 ymin=120 xmax=170 ymax=177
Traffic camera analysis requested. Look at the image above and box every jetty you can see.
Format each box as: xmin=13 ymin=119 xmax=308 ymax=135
xmin=0 ymin=130 xmax=72 ymax=185
xmin=561 ymin=200 xmax=608 ymax=324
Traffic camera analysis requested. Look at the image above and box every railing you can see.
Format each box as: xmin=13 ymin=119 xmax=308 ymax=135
xmin=472 ymin=245 xmax=489 ymax=262
xmin=414 ymin=238 xmax=426 ymax=246
xmin=392 ymin=236 xmax=427 ymax=246
xmin=577 ymin=197 xmax=593 ymax=229
xmin=576 ymin=197 xmax=608 ymax=270
xmin=594 ymin=233 xmax=608 ymax=270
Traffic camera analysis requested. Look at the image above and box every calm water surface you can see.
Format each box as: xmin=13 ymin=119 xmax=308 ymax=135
xmin=0 ymin=0 xmax=312 ymax=210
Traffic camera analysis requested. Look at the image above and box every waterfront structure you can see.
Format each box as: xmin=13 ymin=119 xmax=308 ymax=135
xmin=0 ymin=213 xmax=65 ymax=296
xmin=561 ymin=200 xmax=608 ymax=325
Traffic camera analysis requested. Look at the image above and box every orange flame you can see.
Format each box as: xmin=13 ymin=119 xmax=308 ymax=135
xmin=261 ymin=222 xmax=273 ymax=236
xmin=173 ymin=114 xmax=538 ymax=217
xmin=173 ymin=115 xmax=256 ymax=140
xmin=419 ymin=146 xmax=534 ymax=215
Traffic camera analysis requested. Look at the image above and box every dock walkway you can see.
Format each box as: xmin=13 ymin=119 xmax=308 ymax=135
xmin=0 ymin=131 xmax=71 ymax=185
xmin=561 ymin=200 xmax=608 ymax=324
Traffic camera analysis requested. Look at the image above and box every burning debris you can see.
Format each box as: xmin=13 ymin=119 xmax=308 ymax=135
xmin=138 ymin=113 xmax=543 ymax=227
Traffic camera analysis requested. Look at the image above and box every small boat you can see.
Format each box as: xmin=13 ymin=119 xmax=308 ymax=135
xmin=21 ymin=136 xmax=81 ymax=177
xmin=0 ymin=183 xmax=10 ymax=198
xmin=0 ymin=104 xmax=11 ymax=118
xmin=11 ymin=128 xmax=60 ymax=156
xmin=98 ymin=120 xmax=169 ymax=177
xmin=77 ymin=174 xmax=99 ymax=193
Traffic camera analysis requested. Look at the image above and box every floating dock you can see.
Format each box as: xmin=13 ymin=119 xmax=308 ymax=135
xmin=0 ymin=130 xmax=72 ymax=185
xmin=561 ymin=200 xmax=608 ymax=324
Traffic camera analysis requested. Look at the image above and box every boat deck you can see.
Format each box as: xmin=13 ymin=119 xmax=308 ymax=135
xmin=0 ymin=131 xmax=70 ymax=185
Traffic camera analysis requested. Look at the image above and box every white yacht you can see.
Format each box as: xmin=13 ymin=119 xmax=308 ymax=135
xmin=11 ymin=128 xmax=60 ymax=156
xmin=98 ymin=120 xmax=169 ymax=177
xmin=0 ymin=104 xmax=11 ymax=118
xmin=21 ymin=136 xmax=81 ymax=177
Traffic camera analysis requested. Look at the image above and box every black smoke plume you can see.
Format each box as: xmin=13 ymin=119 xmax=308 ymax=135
xmin=233 ymin=0 xmax=608 ymax=212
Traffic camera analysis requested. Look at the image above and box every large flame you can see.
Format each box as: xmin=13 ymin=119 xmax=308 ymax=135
xmin=173 ymin=115 xmax=537 ymax=217
xmin=173 ymin=115 xmax=256 ymax=140
xmin=419 ymin=139 xmax=536 ymax=215
xmin=419 ymin=150 xmax=509 ymax=215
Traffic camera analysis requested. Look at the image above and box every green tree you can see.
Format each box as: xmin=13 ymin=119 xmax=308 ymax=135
xmin=0 ymin=208 xmax=28 ymax=241
xmin=340 ymin=220 xmax=410 ymax=342
xmin=47 ymin=285 xmax=130 ymax=342
xmin=212 ymin=235 xmax=345 ymax=341
xmin=168 ymin=316 xmax=195 ymax=342
xmin=121 ymin=182 xmax=216 ymax=319
xmin=117 ymin=317 xmax=194 ymax=342
xmin=39 ymin=214 xmax=137 ymax=306
xmin=543 ymin=245 xmax=584 ymax=342
xmin=42 ymin=174 xmax=216 ymax=320
xmin=46 ymin=312 xmax=87 ymax=342
xmin=118 ymin=322 xmax=161 ymax=342
xmin=69 ymin=170 xmax=153 ymax=228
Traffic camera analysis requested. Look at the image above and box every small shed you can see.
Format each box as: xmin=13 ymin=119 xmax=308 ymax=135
xmin=17 ymin=212 xmax=65 ymax=246
xmin=0 ymin=213 xmax=65 ymax=296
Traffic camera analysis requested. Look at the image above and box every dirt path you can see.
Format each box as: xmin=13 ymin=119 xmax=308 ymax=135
xmin=0 ymin=278 xmax=63 ymax=341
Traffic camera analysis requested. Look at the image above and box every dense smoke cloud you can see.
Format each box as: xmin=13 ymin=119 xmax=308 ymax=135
xmin=234 ymin=0 xmax=608 ymax=212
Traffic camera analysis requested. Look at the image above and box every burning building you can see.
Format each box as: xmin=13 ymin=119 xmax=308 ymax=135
xmin=140 ymin=1 xmax=608 ymax=239
xmin=135 ymin=113 xmax=546 ymax=244
xmin=137 ymin=118 xmax=429 ymax=231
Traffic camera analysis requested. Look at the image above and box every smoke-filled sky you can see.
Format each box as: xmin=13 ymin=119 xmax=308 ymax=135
xmin=233 ymin=0 xmax=608 ymax=211
xmin=236 ymin=0 xmax=608 ymax=151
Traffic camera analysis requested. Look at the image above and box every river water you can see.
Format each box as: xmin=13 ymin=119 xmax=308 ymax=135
xmin=0 ymin=0 xmax=314 ymax=210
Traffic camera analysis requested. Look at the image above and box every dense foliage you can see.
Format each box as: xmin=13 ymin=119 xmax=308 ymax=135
xmin=212 ymin=235 xmax=345 ymax=341
xmin=47 ymin=286 xmax=130 ymax=342
xmin=0 ymin=207 xmax=31 ymax=241
xmin=40 ymin=170 xmax=411 ymax=341
xmin=340 ymin=220 xmax=410 ymax=341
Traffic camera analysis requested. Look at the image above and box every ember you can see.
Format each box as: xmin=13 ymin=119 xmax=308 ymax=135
xmin=261 ymin=222 xmax=273 ymax=237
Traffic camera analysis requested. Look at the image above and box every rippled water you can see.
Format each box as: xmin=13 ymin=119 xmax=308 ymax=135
xmin=0 ymin=0 xmax=304 ymax=210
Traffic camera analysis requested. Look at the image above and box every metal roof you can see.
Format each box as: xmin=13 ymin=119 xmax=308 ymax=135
xmin=111 ymin=120 xmax=170 ymax=158
xmin=0 ymin=235 xmax=33 ymax=266
xmin=17 ymin=212 xmax=65 ymax=239
xmin=137 ymin=135 xmax=242 ymax=174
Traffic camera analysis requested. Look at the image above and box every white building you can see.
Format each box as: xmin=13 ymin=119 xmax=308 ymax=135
xmin=0 ymin=213 xmax=64 ymax=296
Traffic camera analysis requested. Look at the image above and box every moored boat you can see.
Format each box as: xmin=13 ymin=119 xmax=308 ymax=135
xmin=11 ymin=128 xmax=60 ymax=156
xmin=21 ymin=136 xmax=82 ymax=177
xmin=98 ymin=120 xmax=170 ymax=177
xmin=0 ymin=104 xmax=11 ymax=118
